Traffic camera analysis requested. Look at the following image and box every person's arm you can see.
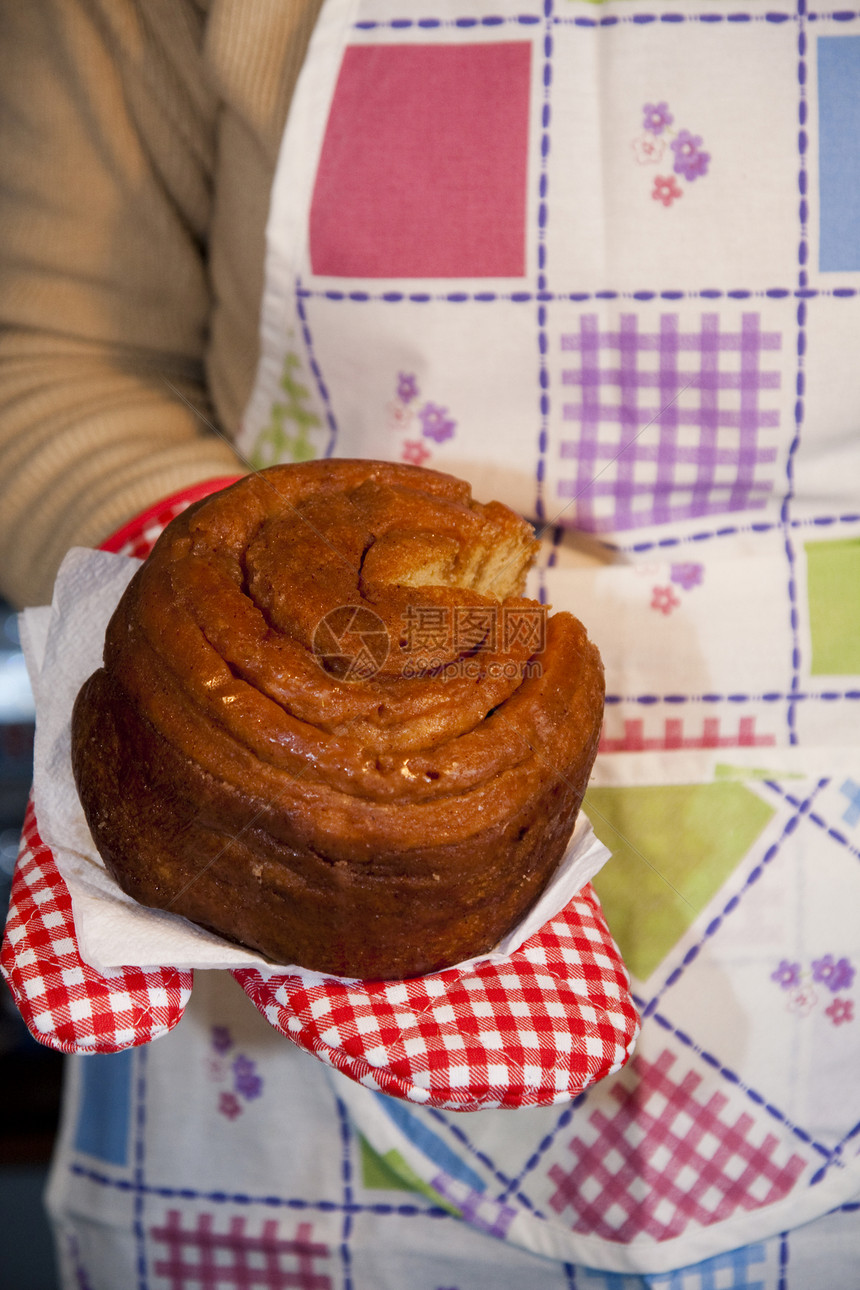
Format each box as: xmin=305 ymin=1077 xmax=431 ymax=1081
xmin=0 ymin=0 xmax=243 ymax=608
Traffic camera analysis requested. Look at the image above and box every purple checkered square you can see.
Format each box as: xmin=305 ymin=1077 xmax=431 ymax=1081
xmin=557 ymin=312 xmax=781 ymax=531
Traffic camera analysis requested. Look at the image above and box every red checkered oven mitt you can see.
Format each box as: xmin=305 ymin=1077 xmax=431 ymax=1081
xmin=235 ymin=889 xmax=639 ymax=1110
xmin=1 ymin=479 xmax=639 ymax=1107
xmin=3 ymin=798 xmax=638 ymax=1106
xmin=2 ymin=800 xmax=193 ymax=1052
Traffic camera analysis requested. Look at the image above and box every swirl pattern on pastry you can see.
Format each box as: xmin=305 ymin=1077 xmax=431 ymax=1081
xmin=72 ymin=460 xmax=604 ymax=979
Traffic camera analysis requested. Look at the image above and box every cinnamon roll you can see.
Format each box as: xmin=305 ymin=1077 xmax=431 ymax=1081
xmin=71 ymin=460 xmax=604 ymax=979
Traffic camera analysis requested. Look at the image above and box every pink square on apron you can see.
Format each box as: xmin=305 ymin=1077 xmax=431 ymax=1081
xmin=309 ymin=41 xmax=532 ymax=278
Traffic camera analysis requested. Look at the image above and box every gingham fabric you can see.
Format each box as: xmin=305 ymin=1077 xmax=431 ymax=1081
xmin=1 ymin=482 xmax=639 ymax=1109
xmin=555 ymin=311 xmax=781 ymax=532
xmin=1 ymin=773 xmax=638 ymax=1105
xmin=2 ymin=800 xmax=192 ymax=1053
xmin=235 ymin=885 xmax=637 ymax=1111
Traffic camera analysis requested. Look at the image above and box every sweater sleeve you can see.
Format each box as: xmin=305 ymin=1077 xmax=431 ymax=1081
xmin=0 ymin=0 xmax=244 ymax=607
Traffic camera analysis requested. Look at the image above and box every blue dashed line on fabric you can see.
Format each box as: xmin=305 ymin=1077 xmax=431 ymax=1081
xmin=646 ymin=1005 xmax=836 ymax=1159
xmin=810 ymin=1118 xmax=860 ymax=1186
xmin=586 ymin=510 xmax=860 ymax=557
xmin=296 ymin=276 xmax=340 ymax=456
xmin=350 ymin=6 xmax=840 ymax=28
xmin=335 ymin=1094 xmax=356 ymax=1290
xmin=297 ymin=285 xmax=859 ymax=305
xmin=603 ymin=688 xmax=860 ymax=706
xmin=498 ymin=1100 xmax=582 ymax=1206
xmin=534 ymin=0 xmax=555 ymax=525
xmin=768 ymin=777 xmax=860 ymax=863
xmin=782 ymin=0 xmax=809 ymax=745
xmin=642 ymin=777 xmax=827 ymax=1020
xmin=561 ymin=1259 xmax=578 ymax=1290
xmin=353 ymin=15 xmax=542 ymax=31
xmin=133 ymin=1047 xmax=149 ymax=1290
xmin=557 ymin=10 xmax=797 ymax=27
xmin=68 ymin=1162 xmax=453 ymax=1219
xmin=425 ymin=1105 xmax=550 ymax=1217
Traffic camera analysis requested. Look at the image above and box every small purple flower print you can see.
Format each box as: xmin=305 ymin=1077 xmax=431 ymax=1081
xmin=419 ymin=402 xmax=456 ymax=444
xmin=671 ymin=130 xmax=710 ymax=182
xmin=812 ymin=955 xmax=856 ymax=993
xmin=643 ymin=102 xmax=673 ymax=135
xmin=670 ymin=562 xmax=704 ymax=591
xmin=219 ymin=1091 xmax=242 ymax=1120
xmin=634 ymin=103 xmax=710 ymax=206
xmin=773 ymin=953 xmax=855 ymax=1022
xmin=651 ymin=585 xmax=680 ymax=615
xmin=825 ymin=997 xmax=854 ymax=1026
xmin=233 ymin=1055 xmax=263 ymax=1101
xmin=652 ymin=175 xmax=683 ymax=208
xmin=632 ymin=132 xmax=666 ymax=166
xmin=402 ymin=439 xmax=431 ymax=467
xmin=211 ymin=1025 xmax=233 ymax=1055
xmin=771 ymin=959 xmax=802 ymax=990
xmin=397 ymin=372 xmax=419 ymax=404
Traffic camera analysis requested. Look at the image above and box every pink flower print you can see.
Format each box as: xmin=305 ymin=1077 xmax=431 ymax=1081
xmin=387 ymin=400 xmax=413 ymax=432
xmin=632 ymin=132 xmax=666 ymax=166
xmin=643 ymin=101 xmax=673 ymax=135
xmin=652 ymin=175 xmax=683 ymax=208
xmin=812 ymin=955 xmax=856 ymax=993
xmin=402 ymin=439 xmax=431 ymax=467
xmin=397 ymin=372 xmax=419 ymax=404
xmin=670 ymin=562 xmax=704 ymax=591
xmin=771 ymin=959 xmax=802 ymax=991
xmin=671 ymin=130 xmax=710 ymax=182
xmin=233 ymin=1055 xmax=263 ymax=1101
xmin=419 ymin=402 xmax=456 ymax=444
xmin=825 ymin=997 xmax=854 ymax=1026
xmin=206 ymin=1056 xmax=228 ymax=1083
xmin=219 ymin=1091 xmax=242 ymax=1120
xmin=787 ymin=983 xmax=818 ymax=1017
xmin=651 ymin=585 xmax=680 ymax=615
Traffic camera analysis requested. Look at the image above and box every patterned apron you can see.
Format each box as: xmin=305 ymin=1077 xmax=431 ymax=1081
xmin=237 ymin=0 xmax=860 ymax=1272
xmin=29 ymin=1 xmax=860 ymax=1285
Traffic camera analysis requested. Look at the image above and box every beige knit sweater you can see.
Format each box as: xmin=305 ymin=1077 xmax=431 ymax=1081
xmin=0 ymin=0 xmax=323 ymax=606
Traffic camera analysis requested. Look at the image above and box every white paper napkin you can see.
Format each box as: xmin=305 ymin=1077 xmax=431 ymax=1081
xmin=21 ymin=547 xmax=612 ymax=980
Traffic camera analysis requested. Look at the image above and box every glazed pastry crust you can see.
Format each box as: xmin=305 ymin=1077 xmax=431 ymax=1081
xmin=72 ymin=460 xmax=604 ymax=979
